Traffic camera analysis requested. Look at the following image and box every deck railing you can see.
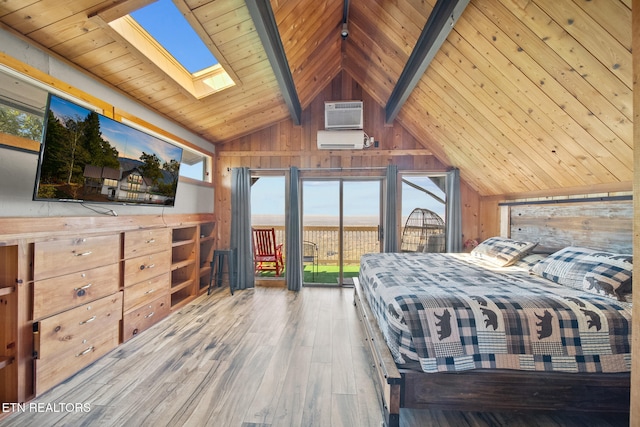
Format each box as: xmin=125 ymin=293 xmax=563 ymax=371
xmin=267 ymin=225 xmax=380 ymax=265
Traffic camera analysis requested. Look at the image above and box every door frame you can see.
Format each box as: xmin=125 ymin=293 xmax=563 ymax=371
xmin=300 ymin=176 xmax=384 ymax=286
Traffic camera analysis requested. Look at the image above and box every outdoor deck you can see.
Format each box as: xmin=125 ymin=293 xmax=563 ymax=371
xmin=255 ymin=225 xmax=379 ymax=284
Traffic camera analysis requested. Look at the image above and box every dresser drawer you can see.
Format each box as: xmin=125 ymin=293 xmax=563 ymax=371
xmin=124 ymin=228 xmax=171 ymax=258
xmin=35 ymin=292 xmax=123 ymax=360
xmin=33 ymin=263 xmax=120 ymax=320
xmin=34 ymin=234 xmax=120 ymax=280
xmin=123 ymin=250 xmax=171 ymax=287
xmin=122 ymin=294 xmax=171 ymax=342
xmin=35 ymin=327 xmax=120 ymax=394
xmin=123 ymin=273 xmax=170 ymax=313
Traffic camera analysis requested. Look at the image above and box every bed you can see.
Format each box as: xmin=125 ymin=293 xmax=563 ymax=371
xmin=353 ymin=237 xmax=632 ymax=427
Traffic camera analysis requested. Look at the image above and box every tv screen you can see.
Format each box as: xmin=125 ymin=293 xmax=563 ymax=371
xmin=34 ymin=94 xmax=183 ymax=207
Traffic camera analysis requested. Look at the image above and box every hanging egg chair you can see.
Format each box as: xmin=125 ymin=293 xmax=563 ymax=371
xmin=400 ymin=208 xmax=446 ymax=253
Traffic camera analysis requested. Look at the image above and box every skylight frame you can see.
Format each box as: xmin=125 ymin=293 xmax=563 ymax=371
xmin=107 ymin=10 xmax=235 ymax=99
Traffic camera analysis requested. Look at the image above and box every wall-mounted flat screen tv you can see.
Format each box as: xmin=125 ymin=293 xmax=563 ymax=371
xmin=34 ymin=94 xmax=183 ymax=207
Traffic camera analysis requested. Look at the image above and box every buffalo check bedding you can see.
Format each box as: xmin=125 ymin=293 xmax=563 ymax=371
xmin=358 ymin=252 xmax=632 ymax=374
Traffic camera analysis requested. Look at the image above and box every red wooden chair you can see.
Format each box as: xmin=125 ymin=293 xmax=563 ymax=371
xmin=252 ymin=227 xmax=284 ymax=276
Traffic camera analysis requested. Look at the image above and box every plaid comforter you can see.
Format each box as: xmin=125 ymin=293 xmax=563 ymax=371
xmin=359 ymin=253 xmax=632 ymax=373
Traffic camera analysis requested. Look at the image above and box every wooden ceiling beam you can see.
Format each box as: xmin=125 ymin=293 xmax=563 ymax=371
xmin=246 ymin=0 xmax=302 ymax=126
xmin=91 ymin=0 xmax=156 ymax=23
xmin=384 ymin=0 xmax=469 ymax=124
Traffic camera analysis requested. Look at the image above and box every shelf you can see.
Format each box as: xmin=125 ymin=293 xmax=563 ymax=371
xmin=0 ymin=286 xmax=15 ymax=297
xmin=199 ymin=222 xmax=216 ymax=240
xmin=172 ymin=243 xmax=196 ymax=265
xmin=170 ymin=278 xmax=193 ymax=292
xmin=171 ymin=259 xmax=196 ymax=271
xmin=0 ymin=356 xmax=14 ymax=370
xmin=170 ymin=287 xmax=193 ymax=309
xmin=198 ymin=274 xmax=211 ymax=293
xmin=172 ymin=226 xmax=197 ymax=244
xmin=172 ymin=238 xmax=196 ymax=248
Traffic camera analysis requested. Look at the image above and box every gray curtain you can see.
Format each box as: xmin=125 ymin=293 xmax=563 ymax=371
xmin=445 ymin=168 xmax=462 ymax=253
xmin=285 ymin=167 xmax=303 ymax=291
xmin=383 ymin=164 xmax=398 ymax=252
xmin=230 ymin=167 xmax=255 ymax=290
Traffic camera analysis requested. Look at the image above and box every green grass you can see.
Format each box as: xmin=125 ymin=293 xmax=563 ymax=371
xmin=256 ymin=264 xmax=360 ymax=284
xmin=303 ymin=264 xmax=360 ymax=284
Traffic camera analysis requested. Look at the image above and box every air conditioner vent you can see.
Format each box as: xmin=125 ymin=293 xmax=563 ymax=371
xmin=317 ymin=130 xmax=364 ymax=150
xmin=325 ymin=101 xmax=363 ymax=129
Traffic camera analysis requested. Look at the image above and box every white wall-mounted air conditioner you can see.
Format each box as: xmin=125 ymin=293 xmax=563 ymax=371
xmin=325 ymin=101 xmax=363 ymax=129
xmin=317 ymin=130 xmax=364 ymax=150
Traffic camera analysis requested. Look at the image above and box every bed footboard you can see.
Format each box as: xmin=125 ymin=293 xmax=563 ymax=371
xmin=401 ymin=368 xmax=630 ymax=413
xmin=353 ymin=278 xmax=630 ymax=426
xmin=353 ymin=278 xmax=402 ymax=427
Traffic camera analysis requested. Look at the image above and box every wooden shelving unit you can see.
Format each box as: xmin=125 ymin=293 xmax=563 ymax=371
xmin=198 ymin=222 xmax=216 ymax=294
xmin=0 ymin=213 xmax=215 ymax=403
xmin=170 ymin=226 xmax=198 ymax=309
xmin=0 ymin=245 xmax=18 ymax=404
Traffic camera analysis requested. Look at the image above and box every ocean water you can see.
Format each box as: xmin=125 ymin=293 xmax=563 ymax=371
xmin=252 ymin=214 xmax=381 ymax=226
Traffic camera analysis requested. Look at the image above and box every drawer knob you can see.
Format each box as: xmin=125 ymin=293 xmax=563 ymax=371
xmin=145 ymin=311 xmax=155 ymax=319
xmin=146 ymin=238 xmax=156 ymax=244
xmin=144 ymin=288 xmax=155 ymax=294
xmin=76 ymin=346 xmax=94 ymax=357
xmin=72 ymin=251 xmax=92 ymax=257
xmin=139 ymin=263 xmax=155 ymax=270
xmin=79 ymin=316 xmax=96 ymax=325
xmin=74 ymin=283 xmax=92 ymax=297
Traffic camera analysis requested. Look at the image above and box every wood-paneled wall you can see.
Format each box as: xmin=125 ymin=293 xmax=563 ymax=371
xmin=508 ymin=199 xmax=633 ymax=253
xmin=214 ymin=71 xmax=481 ymax=248
xmin=630 ymin=0 xmax=639 ymax=421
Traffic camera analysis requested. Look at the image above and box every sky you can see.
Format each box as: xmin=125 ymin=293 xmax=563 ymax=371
xmin=130 ymin=0 xmax=218 ymax=74
xmin=251 ymin=176 xmax=446 ymax=220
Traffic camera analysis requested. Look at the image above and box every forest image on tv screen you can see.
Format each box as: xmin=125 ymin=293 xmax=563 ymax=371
xmin=35 ymin=95 xmax=182 ymax=206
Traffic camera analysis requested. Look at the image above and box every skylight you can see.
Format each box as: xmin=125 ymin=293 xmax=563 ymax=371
xmin=106 ymin=0 xmax=235 ymax=98
xmin=130 ymin=0 xmax=217 ymax=74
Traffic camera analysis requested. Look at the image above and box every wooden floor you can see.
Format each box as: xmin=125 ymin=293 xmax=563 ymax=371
xmin=0 ymin=287 xmax=630 ymax=427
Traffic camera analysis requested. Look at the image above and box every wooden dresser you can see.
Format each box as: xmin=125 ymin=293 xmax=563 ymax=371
xmin=32 ymin=234 xmax=123 ymax=394
xmin=122 ymin=228 xmax=172 ymax=341
xmin=0 ymin=214 xmax=215 ymax=406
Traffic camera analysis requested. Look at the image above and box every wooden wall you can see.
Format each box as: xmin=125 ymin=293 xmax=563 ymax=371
xmin=508 ymin=199 xmax=633 ymax=253
xmin=631 ymin=0 xmax=639 ymax=421
xmin=214 ymin=71 xmax=481 ymax=248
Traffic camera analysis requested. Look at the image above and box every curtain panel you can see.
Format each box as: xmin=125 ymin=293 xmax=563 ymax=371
xmin=285 ymin=167 xmax=303 ymax=291
xmin=445 ymin=168 xmax=462 ymax=253
xmin=384 ymin=164 xmax=399 ymax=253
xmin=230 ymin=167 xmax=255 ymax=290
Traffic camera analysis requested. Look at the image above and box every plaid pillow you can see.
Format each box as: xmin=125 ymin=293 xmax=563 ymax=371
xmin=512 ymin=253 xmax=547 ymax=269
xmin=531 ymin=247 xmax=627 ymax=290
xmin=470 ymin=236 xmax=537 ymax=267
xmin=582 ymin=254 xmax=632 ymax=301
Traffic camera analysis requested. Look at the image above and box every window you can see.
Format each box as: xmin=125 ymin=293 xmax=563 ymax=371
xmin=0 ymin=102 xmax=44 ymax=142
xmin=119 ymin=117 xmax=212 ymax=184
xmin=179 ymin=150 xmax=211 ymax=182
xmin=130 ymin=0 xmax=217 ymax=74
xmin=0 ymin=67 xmax=47 ymax=151
xmin=108 ymin=0 xmax=235 ymax=99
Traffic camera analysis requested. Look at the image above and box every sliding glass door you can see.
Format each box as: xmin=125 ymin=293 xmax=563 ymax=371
xmin=302 ymin=178 xmax=382 ymax=286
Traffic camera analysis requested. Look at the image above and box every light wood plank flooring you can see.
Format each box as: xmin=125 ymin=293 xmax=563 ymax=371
xmin=0 ymin=287 xmax=629 ymax=427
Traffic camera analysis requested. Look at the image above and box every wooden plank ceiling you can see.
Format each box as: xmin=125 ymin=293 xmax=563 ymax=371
xmin=0 ymin=0 xmax=632 ymax=197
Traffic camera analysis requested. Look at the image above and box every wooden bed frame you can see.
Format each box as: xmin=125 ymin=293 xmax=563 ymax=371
xmin=353 ymin=278 xmax=630 ymax=427
xmin=354 ymin=198 xmax=633 ymax=426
